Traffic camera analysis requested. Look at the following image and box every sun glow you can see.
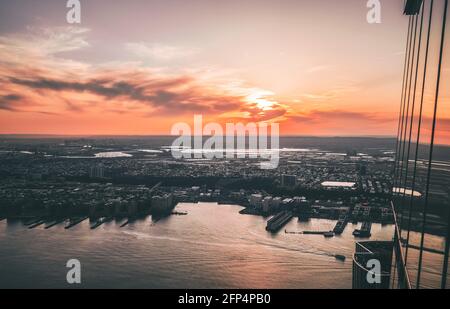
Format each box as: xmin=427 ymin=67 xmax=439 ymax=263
xmin=246 ymin=90 xmax=277 ymax=111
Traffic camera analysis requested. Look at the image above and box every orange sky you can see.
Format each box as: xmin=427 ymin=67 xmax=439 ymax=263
xmin=0 ymin=0 xmax=448 ymax=143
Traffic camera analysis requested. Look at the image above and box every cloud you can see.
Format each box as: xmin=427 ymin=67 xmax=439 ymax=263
xmin=7 ymin=74 xmax=249 ymax=115
xmin=280 ymin=109 xmax=400 ymax=137
xmin=0 ymin=25 xmax=405 ymax=136
xmin=0 ymin=94 xmax=22 ymax=111
xmin=305 ymin=65 xmax=334 ymax=74
xmin=289 ymin=109 xmax=396 ymax=124
xmin=0 ymin=26 xmax=285 ymax=119
xmin=299 ymin=84 xmax=359 ymax=102
xmin=0 ymin=26 xmax=90 ymax=58
xmin=125 ymin=42 xmax=199 ymax=61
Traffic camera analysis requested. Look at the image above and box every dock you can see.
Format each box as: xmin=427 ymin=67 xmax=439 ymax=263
xmin=303 ymin=230 xmax=328 ymax=235
xmin=353 ymin=221 xmax=372 ymax=237
xmin=28 ymin=220 xmax=46 ymax=229
xmin=333 ymin=215 xmax=349 ymax=235
xmin=303 ymin=230 xmax=334 ymax=237
xmin=45 ymin=218 xmax=66 ymax=229
xmin=171 ymin=211 xmax=188 ymax=216
xmin=65 ymin=216 xmax=88 ymax=229
xmin=266 ymin=211 xmax=293 ymax=233
xmin=285 ymin=230 xmax=303 ymax=234
xmin=90 ymin=217 xmax=113 ymax=229
xmin=25 ymin=217 xmax=44 ymax=226
xmin=285 ymin=229 xmax=334 ymax=237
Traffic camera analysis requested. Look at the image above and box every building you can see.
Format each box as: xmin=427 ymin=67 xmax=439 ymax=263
xmin=90 ymin=165 xmax=105 ymax=178
xmin=250 ymin=194 xmax=263 ymax=208
xmin=355 ymin=0 xmax=450 ymax=289
xmin=112 ymin=198 xmax=128 ymax=217
xmin=271 ymin=197 xmax=282 ymax=210
xmin=151 ymin=194 xmax=174 ymax=214
xmin=281 ymin=174 xmax=297 ymax=188
xmin=262 ymin=196 xmax=273 ymax=213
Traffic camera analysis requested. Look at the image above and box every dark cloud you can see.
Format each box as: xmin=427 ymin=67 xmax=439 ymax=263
xmin=9 ymin=76 xmax=247 ymax=115
xmin=64 ymin=99 xmax=83 ymax=112
xmin=244 ymin=104 xmax=287 ymax=122
xmin=0 ymin=94 xmax=22 ymax=111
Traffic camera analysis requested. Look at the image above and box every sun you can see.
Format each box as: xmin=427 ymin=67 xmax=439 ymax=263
xmin=246 ymin=90 xmax=276 ymax=111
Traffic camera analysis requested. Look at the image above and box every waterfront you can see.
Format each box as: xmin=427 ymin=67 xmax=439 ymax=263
xmin=0 ymin=202 xmax=396 ymax=289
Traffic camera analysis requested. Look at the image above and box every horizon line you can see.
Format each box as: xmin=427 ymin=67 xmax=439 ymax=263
xmin=0 ymin=134 xmax=397 ymax=139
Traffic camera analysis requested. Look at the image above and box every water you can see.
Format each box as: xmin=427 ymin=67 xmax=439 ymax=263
xmin=94 ymin=152 xmax=132 ymax=158
xmin=0 ymin=203 xmax=396 ymax=289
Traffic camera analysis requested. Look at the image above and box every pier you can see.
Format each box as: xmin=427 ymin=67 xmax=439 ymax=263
xmin=266 ymin=211 xmax=293 ymax=233
xmin=45 ymin=218 xmax=66 ymax=229
xmin=285 ymin=230 xmax=334 ymax=237
xmin=171 ymin=211 xmax=188 ymax=216
xmin=120 ymin=219 xmax=130 ymax=228
xmin=25 ymin=217 xmax=44 ymax=226
xmin=285 ymin=230 xmax=303 ymax=234
xmin=304 ymin=230 xmax=335 ymax=237
xmin=90 ymin=217 xmax=113 ymax=230
xmin=65 ymin=216 xmax=88 ymax=229
xmin=303 ymin=230 xmax=331 ymax=235
xmin=28 ymin=220 xmax=46 ymax=229
xmin=333 ymin=215 xmax=349 ymax=235
xmin=353 ymin=221 xmax=372 ymax=238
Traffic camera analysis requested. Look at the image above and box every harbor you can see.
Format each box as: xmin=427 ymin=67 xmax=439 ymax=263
xmin=0 ymin=202 xmax=401 ymax=288
xmin=0 ymin=203 xmax=400 ymax=288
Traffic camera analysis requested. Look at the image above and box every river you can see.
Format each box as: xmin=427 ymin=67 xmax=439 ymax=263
xmin=0 ymin=202 xmax=399 ymax=289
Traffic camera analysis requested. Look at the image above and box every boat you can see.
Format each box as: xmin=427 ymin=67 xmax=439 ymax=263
xmin=171 ymin=211 xmax=188 ymax=216
xmin=335 ymin=254 xmax=346 ymax=261
xmin=324 ymin=231 xmax=335 ymax=238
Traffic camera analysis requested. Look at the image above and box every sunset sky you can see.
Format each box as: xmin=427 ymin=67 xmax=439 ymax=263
xmin=0 ymin=0 xmax=437 ymax=137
